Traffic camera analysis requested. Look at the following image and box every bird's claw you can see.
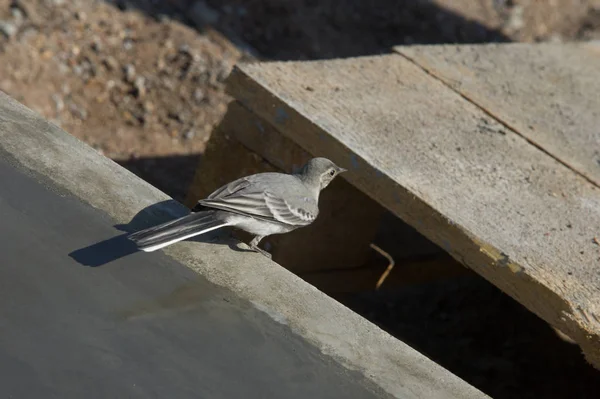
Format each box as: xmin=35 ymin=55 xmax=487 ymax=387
xmin=251 ymin=245 xmax=272 ymax=259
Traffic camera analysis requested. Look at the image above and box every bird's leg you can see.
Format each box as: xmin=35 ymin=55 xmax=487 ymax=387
xmin=249 ymin=235 xmax=272 ymax=259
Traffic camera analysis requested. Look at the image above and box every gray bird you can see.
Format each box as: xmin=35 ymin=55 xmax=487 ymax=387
xmin=128 ymin=157 xmax=346 ymax=258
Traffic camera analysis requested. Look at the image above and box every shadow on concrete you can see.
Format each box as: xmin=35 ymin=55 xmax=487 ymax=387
xmin=104 ymin=0 xmax=510 ymax=60
xmin=69 ymin=198 xmax=257 ymax=267
xmin=69 ymin=199 xmax=185 ymax=267
xmin=68 ymin=233 xmax=139 ymax=267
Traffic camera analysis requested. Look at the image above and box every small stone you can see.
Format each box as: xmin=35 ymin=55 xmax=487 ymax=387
xmin=124 ymin=64 xmax=136 ymax=83
xmin=40 ymin=49 xmax=53 ymax=59
xmin=122 ymin=110 xmax=134 ymax=123
xmin=134 ymin=76 xmax=146 ymax=98
xmin=0 ymin=21 xmax=17 ymax=38
xmin=69 ymin=103 xmax=88 ymax=120
xmin=162 ymin=78 xmax=175 ymax=90
xmin=157 ymin=57 xmax=166 ymax=70
xmin=51 ymin=94 xmax=64 ymax=112
xmin=505 ymin=5 xmax=524 ymax=32
xmin=216 ymin=60 xmax=231 ymax=82
xmin=95 ymin=93 xmax=108 ymax=103
xmin=183 ymin=130 xmax=195 ymax=140
xmin=192 ymin=52 xmax=204 ymax=64
xmin=103 ymin=56 xmax=118 ymax=71
xmin=123 ymin=39 xmax=133 ymax=51
xmin=179 ymin=44 xmax=192 ymax=55
xmin=143 ymin=101 xmax=154 ymax=113
xmin=193 ymin=88 xmax=205 ymax=103
xmin=11 ymin=8 xmax=24 ymax=24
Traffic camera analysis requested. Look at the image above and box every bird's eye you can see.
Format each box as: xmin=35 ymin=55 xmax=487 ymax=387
xmin=329 ymin=169 xmax=336 ymax=176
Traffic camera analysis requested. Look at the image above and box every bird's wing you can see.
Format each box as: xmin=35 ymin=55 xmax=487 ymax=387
xmin=264 ymin=191 xmax=317 ymax=226
xmin=198 ymin=180 xmax=317 ymax=226
xmin=206 ymin=177 xmax=252 ymax=200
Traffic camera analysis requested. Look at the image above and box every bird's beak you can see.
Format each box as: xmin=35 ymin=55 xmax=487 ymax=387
xmin=337 ymin=167 xmax=347 ymax=173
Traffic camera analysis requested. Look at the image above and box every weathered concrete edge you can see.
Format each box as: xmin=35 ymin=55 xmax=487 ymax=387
xmin=0 ymin=91 xmax=488 ymax=399
xmin=391 ymin=44 xmax=600 ymax=358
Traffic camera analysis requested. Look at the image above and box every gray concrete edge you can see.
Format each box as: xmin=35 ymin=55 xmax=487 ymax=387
xmin=0 ymin=91 xmax=488 ymax=399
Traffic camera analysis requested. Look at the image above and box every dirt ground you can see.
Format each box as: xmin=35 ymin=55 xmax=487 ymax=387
xmin=1 ymin=0 xmax=600 ymax=398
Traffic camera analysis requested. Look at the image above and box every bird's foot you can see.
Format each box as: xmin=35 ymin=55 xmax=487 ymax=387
xmin=250 ymin=245 xmax=272 ymax=259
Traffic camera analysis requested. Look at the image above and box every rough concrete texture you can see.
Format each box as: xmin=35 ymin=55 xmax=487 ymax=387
xmin=395 ymin=42 xmax=600 ymax=187
xmin=0 ymin=91 xmax=488 ymax=398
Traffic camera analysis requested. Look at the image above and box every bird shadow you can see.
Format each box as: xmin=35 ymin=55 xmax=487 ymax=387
xmin=69 ymin=199 xmax=254 ymax=267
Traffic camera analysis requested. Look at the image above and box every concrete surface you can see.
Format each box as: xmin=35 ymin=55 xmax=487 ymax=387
xmin=395 ymin=42 xmax=600 ymax=187
xmin=226 ymin=47 xmax=600 ymax=368
xmin=0 ymin=92 xmax=488 ymax=399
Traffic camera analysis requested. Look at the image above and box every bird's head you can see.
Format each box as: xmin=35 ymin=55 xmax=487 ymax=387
xmin=300 ymin=157 xmax=347 ymax=191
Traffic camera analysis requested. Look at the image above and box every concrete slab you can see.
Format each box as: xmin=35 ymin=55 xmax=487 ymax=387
xmin=226 ymin=50 xmax=600 ymax=368
xmin=0 ymin=92 xmax=488 ymax=399
xmin=395 ymin=42 xmax=600 ymax=187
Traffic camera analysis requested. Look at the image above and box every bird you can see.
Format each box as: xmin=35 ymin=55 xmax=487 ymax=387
xmin=127 ymin=157 xmax=347 ymax=258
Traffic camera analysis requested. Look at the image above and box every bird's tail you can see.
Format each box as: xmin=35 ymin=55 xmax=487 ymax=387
xmin=128 ymin=210 xmax=231 ymax=252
